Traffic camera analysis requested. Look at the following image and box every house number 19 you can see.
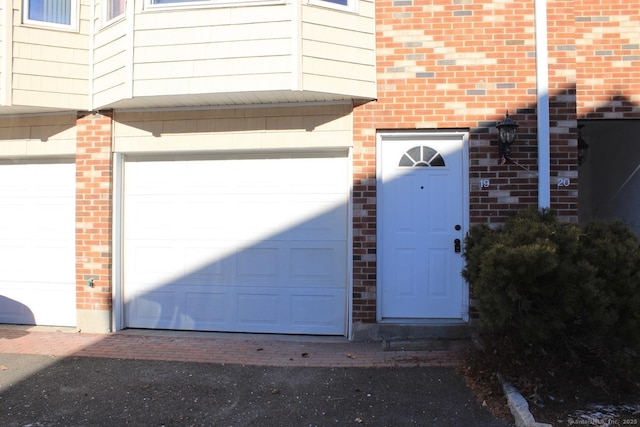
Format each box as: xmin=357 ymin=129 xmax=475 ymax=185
xmin=479 ymin=179 xmax=490 ymax=188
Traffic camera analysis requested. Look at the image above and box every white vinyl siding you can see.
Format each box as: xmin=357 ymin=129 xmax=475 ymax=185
xmin=301 ymin=1 xmax=375 ymax=99
xmin=112 ymin=104 xmax=353 ymax=153
xmin=1 ymin=0 xmax=375 ymax=112
xmin=0 ymin=9 xmax=6 ymax=106
xmin=10 ymin=1 xmax=89 ymax=110
xmin=92 ymin=19 xmax=129 ymax=107
xmin=0 ymin=113 xmax=77 ymax=156
xmin=90 ymin=0 xmax=375 ymax=109
xmin=130 ymin=8 xmax=294 ymax=99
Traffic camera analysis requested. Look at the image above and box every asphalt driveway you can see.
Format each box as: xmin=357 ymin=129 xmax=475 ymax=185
xmin=0 ymin=353 xmax=509 ymax=426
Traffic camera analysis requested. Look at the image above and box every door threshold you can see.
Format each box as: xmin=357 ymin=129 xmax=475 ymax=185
xmin=378 ymin=318 xmax=467 ymax=325
xmin=352 ymin=321 xmax=471 ymax=341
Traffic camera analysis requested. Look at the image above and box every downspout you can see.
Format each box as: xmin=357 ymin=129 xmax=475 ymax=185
xmin=535 ymin=0 xmax=551 ymax=210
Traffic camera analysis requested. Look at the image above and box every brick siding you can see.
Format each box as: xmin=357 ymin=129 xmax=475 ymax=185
xmin=75 ymin=112 xmax=114 ymax=313
xmin=352 ymin=0 xmax=593 ymax=323
xmin=575 ymin=0 xmax=640 ymax=119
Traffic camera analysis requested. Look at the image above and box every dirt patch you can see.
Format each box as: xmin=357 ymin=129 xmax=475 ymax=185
xmin=457 ymin=335 xmax=640 ymax=426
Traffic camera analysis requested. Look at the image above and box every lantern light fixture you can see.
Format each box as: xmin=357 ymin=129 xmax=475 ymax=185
xmin=496 ymin=112 xmax=519 ymax=163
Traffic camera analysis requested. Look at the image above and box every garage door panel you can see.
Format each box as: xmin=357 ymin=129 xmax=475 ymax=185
xmin=237 ymin=292 xmax=280 ymax=326
xmin=126 ymin=243 xmax=183 ymax=284
xmin=126 ymin=199 xmax=180 ymax=237
xmin=127 ymin=199 xmax=346 ymax=242
xmin=236 ymin=247 xmax=279 ymax=280
xmin=129 ymin=290 xmax=178 ymax=324
xmin=291 ymin=292 xmax=345 ymax=327
xmin=182 ymin=247 xmax=226 ymax=282
xmin=127 ymin=243 xmax=345 ymax=288
xmin=185 ymin=292 xmax=227 ymax=323
xmin=124 ymin=155 xmax=348 ymax=335
xmin=290 ymin=247 xmax=341 ymax=282
xmin=127 ymin=284 xmax=345 ymax=334
xmin=0 ymin=295 xmax=35 ymax=324
xmin=0 ymin=162 xmax=75 ymax=327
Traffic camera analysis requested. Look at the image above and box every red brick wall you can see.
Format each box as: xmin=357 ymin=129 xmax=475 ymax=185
xmin=575 ymin=0 xmax=640 ymax=119
xmin=352 ymin=0 xmax=581 ymax=323
xmin=75 ymin=112 xmax=114 ymax=313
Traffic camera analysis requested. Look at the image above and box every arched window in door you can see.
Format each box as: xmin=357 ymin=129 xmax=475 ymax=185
xmin=398 ymin=146 xmax=445 ymax=167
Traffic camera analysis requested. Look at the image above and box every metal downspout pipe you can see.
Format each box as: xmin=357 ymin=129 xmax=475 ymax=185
xmin=535 ymin=0 xmax=551 ymax=210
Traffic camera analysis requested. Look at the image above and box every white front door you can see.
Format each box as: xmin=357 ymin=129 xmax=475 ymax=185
xmin=378 ymin=133 xmax=467 ymax=320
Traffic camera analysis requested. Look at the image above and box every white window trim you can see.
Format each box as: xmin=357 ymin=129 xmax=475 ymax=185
xmin=23 ymin=0 xmax=79 ymax=31
xmin=144 ymin=0 xmax=284 ymax=10
xmin=103 ymin=0 xmax=126 ymax=27
xmin=307 ymin=0 xmax=357 ymax=13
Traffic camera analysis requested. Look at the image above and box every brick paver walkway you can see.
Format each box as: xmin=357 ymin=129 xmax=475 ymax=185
xmin=0 ymin=327 xmax=461 ymax=368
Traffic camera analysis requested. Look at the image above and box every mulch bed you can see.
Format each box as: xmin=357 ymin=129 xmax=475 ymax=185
xmin=456 ymin=335 xmax=640 ymax=425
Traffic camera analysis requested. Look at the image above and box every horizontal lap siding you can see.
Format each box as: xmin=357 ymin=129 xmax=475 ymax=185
xmin=0 ymin=113 xmax=76 ymax=157
xmin=131 ymin=6 xmax=294 ymax=98
xmin=10 ymin=1 xmax=89 ymax=110
xmin=0 ymin=7 xmax=6 ymax=105
xmin=113 ymin=104 xmax=353 ymax=153
xmin=92 ymin=19 xmax=129 ymax=108
xmin=301 ymin=2 xmax=376 ymax=99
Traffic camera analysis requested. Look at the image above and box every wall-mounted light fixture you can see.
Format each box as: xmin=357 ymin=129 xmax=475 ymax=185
xmin=496 ymin=112 xmax=519 ymax=164
xmin=578 ymin=125 xmax=590 ymax=165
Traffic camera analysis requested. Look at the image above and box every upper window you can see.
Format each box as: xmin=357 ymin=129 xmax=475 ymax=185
xmin=147 ymin=0 xmax=211 ymax=6
xmin=24 ymin=0 xmax=77 ymax=30
xmin=308 ymin=0 xmax=356 ymax=12
xmin=106 ymin=0 xmax=125 ymax=22
xmin=150 ymin=0 xmax=208 ymax=3
xmin=321 ymin=0 xmax=347 ymax=5
xmin=145 ymin=0 xmax=275 ymax=7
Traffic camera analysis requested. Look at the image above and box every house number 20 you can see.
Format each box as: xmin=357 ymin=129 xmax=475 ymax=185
xmin=557 ymin=177 xmax=571 ymax=187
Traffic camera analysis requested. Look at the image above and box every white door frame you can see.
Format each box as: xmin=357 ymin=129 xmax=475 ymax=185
xmin=376 ymin=131 xmax=470 ymax=323
xmin=112 ymin=152 xmax=124 ymax=332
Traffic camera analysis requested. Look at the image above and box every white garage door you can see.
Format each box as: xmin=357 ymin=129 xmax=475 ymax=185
xmin=0 ymin=162 xmax=76 ymax=327
xmin=123 ymin=152 xmax=348 ymax=335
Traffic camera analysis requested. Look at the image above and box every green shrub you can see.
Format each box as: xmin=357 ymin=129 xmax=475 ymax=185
xmin=463 ymin=209 xmax=640 ymax=373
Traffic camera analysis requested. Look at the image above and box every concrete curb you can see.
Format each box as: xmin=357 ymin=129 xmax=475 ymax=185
xmin=497 ymin=373 xmax=553 ymax=427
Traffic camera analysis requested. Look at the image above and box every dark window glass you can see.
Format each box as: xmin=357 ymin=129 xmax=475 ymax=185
xmin=398 ymin=146 xmax=446 ymax=167
xmin=28 ymin=0 xmax=71 ymax=25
